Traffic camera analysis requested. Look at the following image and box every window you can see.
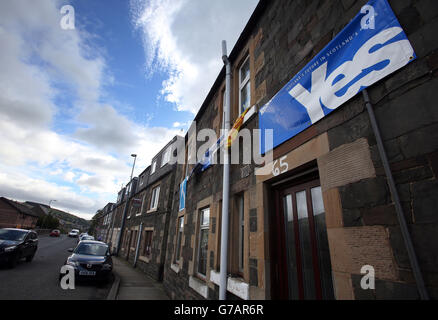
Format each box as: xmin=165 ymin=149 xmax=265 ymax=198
xmin=150 ymin=186 xmax=160 ymax=211
xmin=142 ymin=230 xmax=153 ymax=257
xmin=139 ymin=174 xmax=144 ymax=187
xmin=130 ymin=230 xmax=138 ymax=249
xmin=151 ymin=160 xmax=157 ymax=174
xmin=238 ymin=195 xmax=245 ymax=273
xmin=174 ymin=216 xmax=184 ymax=264
xmin=140 ymin=194 xmax=146 ymax=214
xmin=122 ymin=231 xmax=129 ymax=251
xmin=161 ymin=147 xmax=171 ymax=167
xmin=239 ymin=56 xmax=250 ymax=114
xmin=197 ymin=207 xmax=210 ymax=277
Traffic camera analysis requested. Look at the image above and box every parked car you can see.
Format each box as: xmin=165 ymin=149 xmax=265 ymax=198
xmin=78 ymin=233 xmax=89 ymax=241
xmin=77 ymin=234 xmax=94 ymax=244
xmin=50 ymin=229 xmax=61 ymax=237
xmin=60 ymin=240 xmax=113 ymax=283
xmin=0 ymin=228 xmax=38 ymax=268
xmin=68 ymin=229 xmax=79 ymax=238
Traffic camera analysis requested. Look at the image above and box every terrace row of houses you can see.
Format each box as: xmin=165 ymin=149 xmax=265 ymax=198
xmin=94 ymin=0 xmax=438 ymax=300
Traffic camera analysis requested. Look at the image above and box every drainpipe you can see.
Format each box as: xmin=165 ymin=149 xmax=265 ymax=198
xmin=116 ymin=193 xmax=130 ymax=256
xmin=219 ymin=40 xmax=231 ymax=300
xmin=133 ymin=222 xmax=143 ymax=268
xmin=362 ymin=89 xmax=429 ymax=300
xmin=115 ymin=155 xmax=137 ymax=256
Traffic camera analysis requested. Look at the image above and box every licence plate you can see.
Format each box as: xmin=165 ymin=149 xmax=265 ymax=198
xmin=79 ymin=271 xmax=96 ymax=276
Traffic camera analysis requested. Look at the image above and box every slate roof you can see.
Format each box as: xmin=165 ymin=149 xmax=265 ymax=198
xmin=0 ymin=197 xmax=39 ymax=218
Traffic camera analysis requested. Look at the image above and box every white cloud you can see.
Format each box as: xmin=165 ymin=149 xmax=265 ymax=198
xmin=0 ymin=0 xmax=258 ymax=218
xmin=130 ymin=0 xmax=259 ymax=114
xmin=64 ymin=171 xmax=76 ymax=182
xmin=0 ymin=0 xmax=180 ymax=217
xmin=0 ymin=170 xmax=100 ymax=220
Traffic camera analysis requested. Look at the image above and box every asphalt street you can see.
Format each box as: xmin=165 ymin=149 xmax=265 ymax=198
xmin=0 ymin=234 xmax=113 ymax=300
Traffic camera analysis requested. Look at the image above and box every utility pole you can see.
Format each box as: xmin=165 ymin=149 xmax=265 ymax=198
xmin=219 ymin=40 xmax=231 ymax=300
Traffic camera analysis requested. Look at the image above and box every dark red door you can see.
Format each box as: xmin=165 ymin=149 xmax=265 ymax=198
xmin=271 ymin=178 xmax=335 ymax=300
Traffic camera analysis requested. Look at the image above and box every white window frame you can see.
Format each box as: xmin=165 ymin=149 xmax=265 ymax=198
xmin=196 ymin=207 xmax=210 ymax=278
xmin=151 ymin=160 xmax=157 ymax=175
xmin=174 ymin=216 xmax=184 ymax=264
xmin=238 ymin=55 xmax=251 ymax=115
xmin=238 ymin=195 xmax=244 ymax=273
xmin=161 ymin=147 xmax=171 ymax=167
xmin=149 ymin=186 xmax=160 ymax=211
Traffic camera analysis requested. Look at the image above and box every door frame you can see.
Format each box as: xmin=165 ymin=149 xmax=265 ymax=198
xmin=269 ymin=168 xmax=323 ymax=299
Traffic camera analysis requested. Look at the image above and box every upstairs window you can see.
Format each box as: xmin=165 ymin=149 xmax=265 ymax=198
xmin=239 ymin=56 xmax=250 ymax=114
xmin=151 ymin=160 xmax=157 ymax=175
xmin=161 ymin=147 xmax=171 ymax=167
xmin=150 ymin=186 xmax=160 ymax=211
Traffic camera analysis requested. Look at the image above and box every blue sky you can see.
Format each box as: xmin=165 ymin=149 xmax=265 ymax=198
xmin=0 ymin=0 xmax=258 ymax=219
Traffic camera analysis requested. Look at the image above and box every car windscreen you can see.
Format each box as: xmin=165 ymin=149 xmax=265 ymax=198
xmin=0 ymin=229 xmax=27 ymax=241
xmin=74 ymin=243 xmax=108 ymax=256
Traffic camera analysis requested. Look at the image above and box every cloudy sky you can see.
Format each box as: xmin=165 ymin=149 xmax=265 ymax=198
xmin=0 ymin=0 xmax=258 ymax=219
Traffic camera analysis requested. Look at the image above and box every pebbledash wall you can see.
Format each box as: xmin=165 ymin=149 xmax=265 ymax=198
xmin=162 ymin=0 xmax=438 ymax=300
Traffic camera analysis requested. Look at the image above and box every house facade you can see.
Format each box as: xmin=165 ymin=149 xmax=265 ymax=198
xmin=162 ymin=0 xmax=438 ymax=300
xmin=96 ymin=0 xmax=438 ymax=300
xmin=102 ymin=136 xmax=183 ymax=281
xmin=108 ymin=187 xmax=127 ymax=253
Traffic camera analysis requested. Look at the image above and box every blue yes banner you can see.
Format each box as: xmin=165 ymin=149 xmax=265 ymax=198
xmin=259 ymin=0 xmax=415 ymax=154
xmin=179 ymin=177 xmax=187 ymax=211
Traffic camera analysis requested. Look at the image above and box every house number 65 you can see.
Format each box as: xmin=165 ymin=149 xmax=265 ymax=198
xmin=272 ymin=156 xmax=288 ymax=176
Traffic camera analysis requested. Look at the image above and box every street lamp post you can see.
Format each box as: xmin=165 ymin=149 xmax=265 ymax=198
xmin=115 ymin=154 xmax=137 ymax=256
xmin=130 ymin=154 xmax=137 ymax=181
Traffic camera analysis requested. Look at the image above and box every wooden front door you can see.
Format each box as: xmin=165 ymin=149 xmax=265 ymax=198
xmin=271 ymin=177 xmax=335 ymax=300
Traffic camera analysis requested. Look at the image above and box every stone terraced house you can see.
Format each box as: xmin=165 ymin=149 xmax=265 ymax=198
xmin=97 ymin=0 xmax=438 ymax=300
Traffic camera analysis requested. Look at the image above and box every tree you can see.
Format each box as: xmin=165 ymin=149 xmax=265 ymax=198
xmin=36 ymin=213 xmax=59 ymax=229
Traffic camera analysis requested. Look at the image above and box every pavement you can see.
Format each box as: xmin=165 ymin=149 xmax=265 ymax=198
xmin=109 ymin=256 xmax=169 ymax=300
xmin=0 ymin=234 xmax=113 ymax=300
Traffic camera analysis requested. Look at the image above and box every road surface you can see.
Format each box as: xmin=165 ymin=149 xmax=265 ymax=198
xmin=0 ymin=234 xmax=113 ymax=300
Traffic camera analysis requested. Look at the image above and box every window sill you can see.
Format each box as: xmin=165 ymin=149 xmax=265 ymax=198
xmin=138 ymin=256 xmax=151 ymax=263
xmin=170 ymin=263 xmax=180 ymax=274
xmin=147 ymin=208 xmax=158 ymax=214
xmin=189 ymin=276 xmax=208 ymax=298
xmin=209 ymin=270 xmax=249 ymax=300
xmin=242 ymin=105 xmax=256 ymax=127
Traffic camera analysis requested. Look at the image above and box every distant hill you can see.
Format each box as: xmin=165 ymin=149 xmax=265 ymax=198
xmin=24 ymin=201 xmax=91 ymax=232
xmin=49 ymin=208 xmax=90 ymax=231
